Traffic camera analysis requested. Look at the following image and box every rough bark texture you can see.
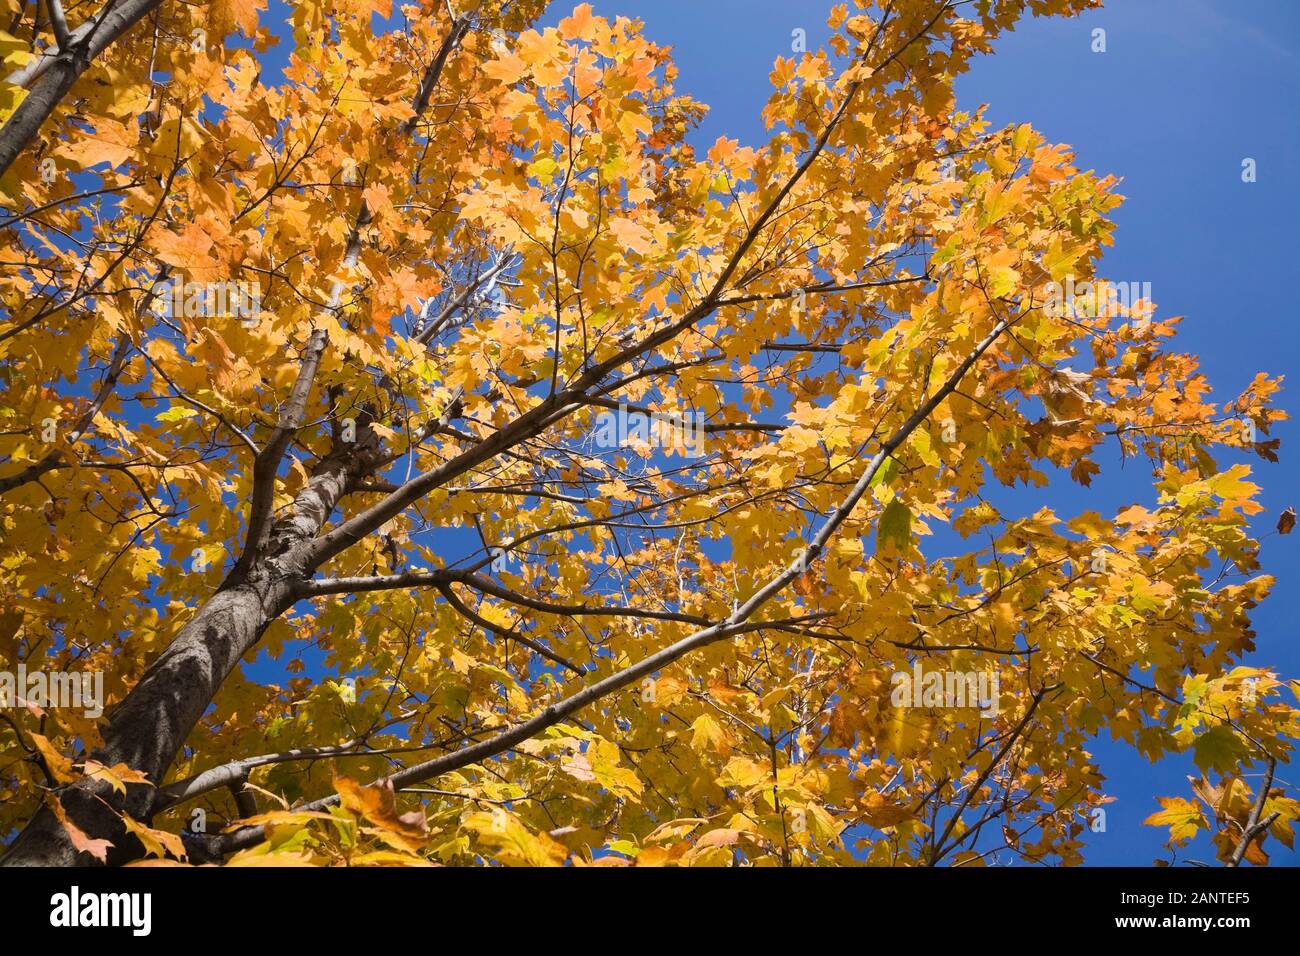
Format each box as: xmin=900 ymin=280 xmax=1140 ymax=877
xmin=0 ymin=430 xmax=374 ymax=865
xmin=0 ymin=10 xmax=468 ymax=865
xmin=0 ymin=0 xmax=162 ymax=177
xmin=0 ymin=583 xmax=291 ymax=865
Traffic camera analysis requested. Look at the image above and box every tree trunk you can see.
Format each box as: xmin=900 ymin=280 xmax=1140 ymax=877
xmin=0 ymin=578 xmax=293 ymax=865
xmin=0 ymin=449 xmax=361 ymax=865
xmin=0 ymin=0 xmax=163 ymax=177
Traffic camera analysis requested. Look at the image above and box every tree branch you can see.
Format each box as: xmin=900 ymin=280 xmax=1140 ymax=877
xmin=215 ymin=304 xmax=1014 ymax=857
xmin=1228 ymin=755 xmax=1278 ymax=867
xmin=0 ymin=0 xmax=163 ymax=176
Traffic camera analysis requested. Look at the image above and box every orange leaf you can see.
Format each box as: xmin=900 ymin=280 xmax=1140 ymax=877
xmin=44 ymin=793 xmax=112 ymax=863
xmin=558 ymin=4 xmax=598 ymax=41
xmin=335 ymin=775 xmax=428 ymax=850
xmin=30 ymin=733 xmax=77 ymax=784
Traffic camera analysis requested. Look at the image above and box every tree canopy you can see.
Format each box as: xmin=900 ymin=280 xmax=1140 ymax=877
xmin=0 ymin=0 xmax=1295 ymax=867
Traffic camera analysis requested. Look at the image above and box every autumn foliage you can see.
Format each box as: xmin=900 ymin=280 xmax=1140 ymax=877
xmin=0 ymin=0 xmax=1296 ymax=867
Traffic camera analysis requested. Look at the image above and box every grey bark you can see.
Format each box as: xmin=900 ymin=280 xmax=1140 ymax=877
xmin=0 ymin=436 xmax=371 ymax=865
xmin=0 ymin=0 xmax=162 ymax=177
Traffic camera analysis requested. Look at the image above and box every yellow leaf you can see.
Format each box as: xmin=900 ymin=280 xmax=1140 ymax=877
xmin=558 ymin=3 xmax=598 ymax=41
xmin=1143 ymin=797 xmax=1206 ymax=844
xmin=483 ymin=52 xmax=528 ymax=85
xmin=718 ymin=757 xmax=767 ymax=791
xmin=81 ymin=759 xmax=150 ymax=795
xmin=335 ymin=775 xmax=428 ymax=851
xmin=464 ymin=811 xmax=566 ymax=867
xmin=121 ymin=815 xmax=186 ymax=861
xmin=690 ymin=713 xmax=733 ymax=754
xmin=30 ymin=734 xmax=77 ymax=784
xmin=208 ymin=0 xmax=265 ymax=36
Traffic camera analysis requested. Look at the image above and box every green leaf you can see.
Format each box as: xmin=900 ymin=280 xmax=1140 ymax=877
xmin=1192 ymin=725 xmax=1245 ymax=775
xmin=606 ymin=839 xmax=640 ymax=858
xmin=156 ymin=405 xmax=197 ymax=423
xmin=877 ymin=499 xmax=912 ymax=554
xmin=869 ymin=456 xmax=899 ymax=488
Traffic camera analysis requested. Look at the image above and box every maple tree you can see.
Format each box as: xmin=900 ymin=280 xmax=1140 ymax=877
xmin=0 ymin=0 xmax=1296 ymax=868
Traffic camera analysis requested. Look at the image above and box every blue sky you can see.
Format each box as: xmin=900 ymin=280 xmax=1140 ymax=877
xmin=545 ymin=0 xmax=1300 ymax=865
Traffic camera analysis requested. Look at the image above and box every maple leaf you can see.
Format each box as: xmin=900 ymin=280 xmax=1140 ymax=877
xmin=558 ymin=3 xmax=599 ymax=41
xmin=335 ymin=775 xmax=429 ymax=851
xmin=81 ymin=760 xmax=150 ymax=795
xmin=482 ymin=52 xmax=529 ymax=85
xmin=1143 ymin=797 xmax=1207 ymax=845
xmin=608 ymin=216 xmax=655 ymax=255
xmin=44 ymin=794 xmax=112 ymax=863
xmin=876 ymin=499 xmax=912 ymax=554
xmin=56 ymin=117 xmax=137 ymax=171
xmin=30 ymin=734 xmax=77 ymax=784
xmin=121 ymin=815 xmax=187 ymax=861
xmin=0 ymin=0 xmax=1294 ymax=875
xmin=208 ymin=0 xmax=266 ymax=37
